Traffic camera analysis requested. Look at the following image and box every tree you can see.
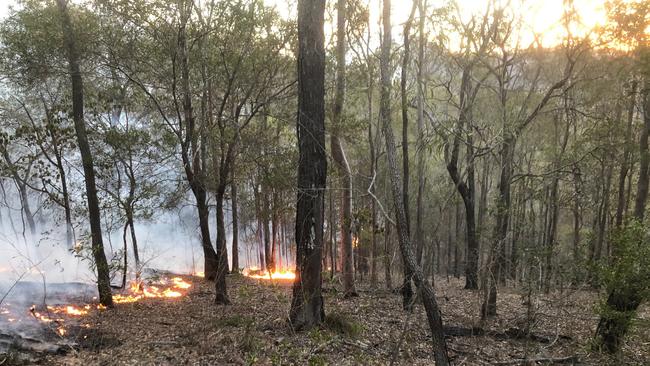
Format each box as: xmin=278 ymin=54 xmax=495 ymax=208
xmin=56 ymin=0 xmax=112 ymax=307
xmin=289 ymin=0 xmax=327 ymax=330
xmin=332 ymin=0 xmax=357 ymax=298
xmin=379 ymin=0 xmax=449 ymax=363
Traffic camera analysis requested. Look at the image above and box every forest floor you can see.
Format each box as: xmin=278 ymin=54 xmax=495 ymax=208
xmin=36 ymin=273 xmax=649 ymax=365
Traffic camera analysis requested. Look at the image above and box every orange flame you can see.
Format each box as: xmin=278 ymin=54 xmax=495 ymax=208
xmin=13 ymin=276 xmax=194 ymax=337
xmin=243 ymin=267 xmax=296 ymax=281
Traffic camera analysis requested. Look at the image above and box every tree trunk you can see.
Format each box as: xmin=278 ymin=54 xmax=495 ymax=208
xmin=482 ymin=134 xmax=515 ymax=318
xmin=399 ymin=0 xmax=418 ymax=311
xmin=331 ymin=0 xmax=356 ymax=298
xmin=289 ymin=0 xmax=327 ymax=330
xmin=215 ymin=183 xmax=230 ymax=304
xmin=57 ymin=0 xmax=112 ymax=307
xmin=380 ymin=1 xmax=449 ymax=362
xmin=263 ymin=183 xmax=274 ymax=272
xmin=384 ymin=218 xmax=393 ymax=290
xmin=615 ymin=81 xmax=637 ymax=227
xmin=231 ymin=172 xmax=239 ymax=272
xmin=414 ymin=0 xmax=426 ymax=268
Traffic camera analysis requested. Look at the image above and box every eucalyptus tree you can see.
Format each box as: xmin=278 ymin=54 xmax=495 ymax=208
xmin=57 ymin=0 xmax=113 ymax=306
xmin=290 ymin=0 xmax=327 ymax=330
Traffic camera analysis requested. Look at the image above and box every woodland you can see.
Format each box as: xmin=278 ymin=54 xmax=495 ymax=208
xmin=0 ymin=0 xmax=649 ymax=365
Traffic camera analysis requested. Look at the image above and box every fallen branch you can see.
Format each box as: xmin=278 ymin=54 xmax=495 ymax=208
xmin=442 ymin=326 xmax=572 ymax=344
xmin=492 ymin=355 xmax=579 ymax=365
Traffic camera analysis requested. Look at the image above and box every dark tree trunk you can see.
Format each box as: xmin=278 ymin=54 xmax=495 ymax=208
xmin=380 ymin=1 xmax=449 ymax=363
xmin=215 ymin=184 xmax=230 ymax=304
xmin=289 ymin=0 xmax=327 ymax=330
xmin=57 ymin=0 xmax=112 ymax=307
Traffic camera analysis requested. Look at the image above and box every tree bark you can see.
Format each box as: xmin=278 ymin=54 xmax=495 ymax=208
xmin=289 ymin=0 xmax=327 ymax=330
xmin=56 ymin=0 xmax=112 ymax=307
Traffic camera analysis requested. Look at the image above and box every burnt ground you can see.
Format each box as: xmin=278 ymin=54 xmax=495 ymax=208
xmin=26 ymin=274 xmax=649 ymax=365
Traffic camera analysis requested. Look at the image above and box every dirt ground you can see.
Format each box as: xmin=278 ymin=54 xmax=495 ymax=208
xmin=37 ymin=274 xmax=649 ymax=365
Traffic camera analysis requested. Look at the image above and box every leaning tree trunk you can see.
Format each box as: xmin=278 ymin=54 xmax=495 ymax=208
xmin=398 ymin=0 xmax=418 ymax=311
xmin=57 ymin=0 xmax=112 ymax=307
xmin=289 ymin=0 xmax=327 ymax=330
xmin=380 ymin=1 xmax=449 ymax=363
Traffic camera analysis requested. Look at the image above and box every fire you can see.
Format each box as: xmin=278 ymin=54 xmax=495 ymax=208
xmin=113 ymin=276 xmax=192 ymax=304
xmin=47 ymin=305 xmax=90 ymax=316
xmin=0 ymin=275 xmax=195 ymax=338
xmin=243 ymin=267 xmax=296 ymax=281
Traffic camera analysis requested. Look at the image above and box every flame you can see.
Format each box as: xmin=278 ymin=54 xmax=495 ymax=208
xmin=113 ymin=276 xmax=192 ymax=303
xmin=243 ymin=267 xmax=296 ymax=281
xmin=172 ymin=277 xmax=191 ymax=289
xmin=1 ymin=275 xmax=195 ymax=338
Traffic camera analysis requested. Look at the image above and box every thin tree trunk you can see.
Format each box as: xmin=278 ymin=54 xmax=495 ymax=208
xmin=332 ymin=0 xmax=356 ymax=298
xmin=615 ymin=81 xmax=637 ymax=227
xmin=57 ymin=0 xmax=112 ymax=307
xmin=414 ymin=0 xmax=426 ymax=268
xmin=399 ymin=0 xmax=418 ymax=311
xmin=231 ymin=172 xmax=239 ymax=272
